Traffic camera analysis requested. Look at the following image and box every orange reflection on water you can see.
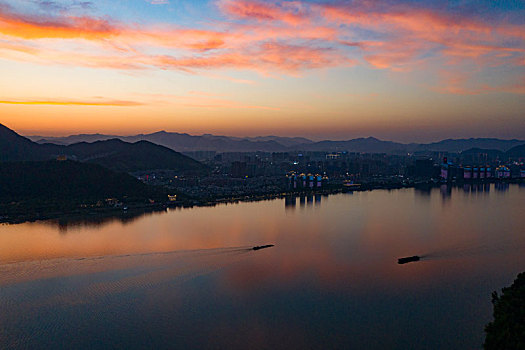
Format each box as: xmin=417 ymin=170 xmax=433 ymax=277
xmin=0 ymin=185 xmax=524 ymax=291
xmin=1 ymin=185 xmax=524 ymax=350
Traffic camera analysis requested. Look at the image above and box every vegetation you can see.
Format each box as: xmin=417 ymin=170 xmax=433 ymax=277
xmin=506 ymin=144 xmax=525 ymax=158
xmin=0 ymin=123 xmax=208 ymax=174
xmin=0 ymin=160 xmax=168 ymax=222
xmin=484 ymin=272 xmax=525 ymax=350
xmin=0 ymin=123 xmax=54 ymax=161
xmin=65 ymin=139 xmax=207 ymax=174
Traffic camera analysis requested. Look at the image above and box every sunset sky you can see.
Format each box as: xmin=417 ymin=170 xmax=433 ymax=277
xmin=0 ymin=0 xmax=524 ymax=141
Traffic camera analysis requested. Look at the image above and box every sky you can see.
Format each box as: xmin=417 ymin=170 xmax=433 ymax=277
xmin=0 ymin=0 xmax=524 ymax=142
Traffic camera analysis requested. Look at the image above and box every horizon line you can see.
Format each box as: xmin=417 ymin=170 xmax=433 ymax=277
xmin=19 ymin=130 xmax=525 ymax=145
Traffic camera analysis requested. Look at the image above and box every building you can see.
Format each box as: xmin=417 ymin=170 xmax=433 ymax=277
xmin=495 ymin=166 xmax=510 ymax=178
xmin=414 ymin=158 xmax=435 ymax=178
xmin=231 ymin=161 xmax=247 ymax=178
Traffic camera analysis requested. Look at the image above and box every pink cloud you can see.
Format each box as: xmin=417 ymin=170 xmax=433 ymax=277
xmin=0 ymin=99 xmax=144 ymax=106
xmin=433 ymin=69 xmax=525 ymax=95
xmin=219 ymin=0 xmax=307 ymax=25
xmin=319 ymin=3 xmax=525 ymax=68
xmin=148 ymin=42 xmax=352 ymax=74
xmin=0 ymin=0 xmax=523 ymax=94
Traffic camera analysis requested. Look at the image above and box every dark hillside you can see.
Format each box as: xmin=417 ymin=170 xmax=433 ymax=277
xmin=64 ymin=139 xmax=208 ymax=173
xmin=0 ymin=160 xmax=161 ymax=202
xmin=0 ymin=124 xmax=208 ymax=174
xmin=506 ymin=144 xmax=525 ymax=158
xmin=0 ymin=124 xmax=57 ymax=161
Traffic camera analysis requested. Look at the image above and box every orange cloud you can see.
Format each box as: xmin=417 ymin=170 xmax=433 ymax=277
xmin=0 ymin=11 xmax=118 ymax=40
xmin=0 ymin=0 xmax=523 ymax=94
xmin=0 ymin=5 xmax=346 ymax=75
xmin=0 ymin=99 xmax=144 ymax=106
xmin=153 ymin=41 xmax=353 ymax=74
xmin=1 ymin=40 xmax=349 ymax=74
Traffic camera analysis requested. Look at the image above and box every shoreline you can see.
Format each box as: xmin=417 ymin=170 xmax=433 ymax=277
xmin=1 ymin=179 xmax=523 ymax=226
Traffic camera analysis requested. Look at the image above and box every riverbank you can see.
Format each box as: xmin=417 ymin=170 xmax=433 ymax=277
xmin=2 ymin=179 xmax=523 ymax=225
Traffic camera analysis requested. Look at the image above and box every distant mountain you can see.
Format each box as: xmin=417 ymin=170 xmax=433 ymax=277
xmin=294 ymin=137 xmax=407 ymax=153
xmin=242 ymin=136 xmax=313 ymax=147
xmin=1 ymin=124 xmax=207 ymax=174
xmin=34 ymin=133 xmax=120 ymax=145
xmin=506 ymin=144 xmax=525 ymax=158
xmin=25 ymin=129 xmax=525 ymax=154
xmin=460 ymin=148 xmax=505 ymax=156
xmin=28 ymin=132 xmax=312 ymax=152
xmin=415 ymin=138 xmax=525 ymax=153
xmin=29 ymin=132 xmax=404 ymax=153
xmin=63 ymin=139 xmax=207 ymax=173
xmin=438 ymin=146 xmax=525 ymax=162
xmin=125 ymin=131 xmax=287 ymax=152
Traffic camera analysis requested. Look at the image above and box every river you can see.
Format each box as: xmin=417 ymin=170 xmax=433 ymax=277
xmin=1 ymin=184 xmax=524 ymax=349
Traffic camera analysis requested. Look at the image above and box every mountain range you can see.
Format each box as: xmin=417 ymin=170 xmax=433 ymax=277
xmin=29 ymin=132 xmax=310 ymax=153
xmin=27 ymin=131 xmax=525 ymax=154
xmin=1 ymin=124 xmax=207 ymax=174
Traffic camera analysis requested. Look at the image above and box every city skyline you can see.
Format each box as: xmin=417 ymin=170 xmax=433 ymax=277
xmin=1 ymin=0 xmax=524 ymax=141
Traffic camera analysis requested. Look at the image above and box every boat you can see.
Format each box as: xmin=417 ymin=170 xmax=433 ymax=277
xmin=398 ymin=255 xmax=420 ymax=264
xmin=252 ymin=245 xmax=274 ymax=251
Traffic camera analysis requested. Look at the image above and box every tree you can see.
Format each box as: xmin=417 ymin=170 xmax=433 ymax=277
xmin=484 ymin=272 xmax=525 ymax=349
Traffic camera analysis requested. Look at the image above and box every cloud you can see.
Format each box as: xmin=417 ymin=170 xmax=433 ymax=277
xmin=434 ymin=70 xmax=525 ymax=95
xmin=146 ymin=0 xmax=169 ymax=4
xmin=219 ymin=0 xmax=307 ymax=25
xmin=131 ymin=92 xmax=280 ymax=110
xmin=0 ymin=0 xmax=523 ymax=93
xmin=33 ymin=1 xmax=66 ymax=11
xmin=319 ymin=2 xmax=525 ymax=68
xmin=0 ymin=10 xmax=117 ymax=40
xmin=0 ymin=99 xmax=144 ymax=106
xmin=31 ymin=1 xmax=94 ymax=12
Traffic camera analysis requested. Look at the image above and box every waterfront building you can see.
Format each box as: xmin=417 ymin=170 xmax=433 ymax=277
xmin=464 ymin=167 xmax=472 ymax=179
xmin=496 ymin=166 xmax=511 ymax=178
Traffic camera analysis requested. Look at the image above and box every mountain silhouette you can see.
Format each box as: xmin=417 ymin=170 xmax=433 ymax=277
xmin=0 ymin=124 xmax=207 ymax=174
xmin=27 ymin=130 xmax=525 ymax=154
xmin=505 ymin=144 xmax=525 ymax=158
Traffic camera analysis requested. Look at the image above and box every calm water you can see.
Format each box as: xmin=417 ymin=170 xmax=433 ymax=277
xmin=1 ymin=184 xmax=524 ymax=349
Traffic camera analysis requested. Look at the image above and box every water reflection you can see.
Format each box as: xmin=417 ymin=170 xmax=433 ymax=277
xmin=440 ymin=184 xmax=452 ymax=200
xmin=414 ymin=185 xmax=432 ymax=197
xmin=22 ymin=184 xmax=517 ymax=235
xmin=495 ymin=182 xmax=510 ymax=192
xmin=0 ymin=185 xmax=524 ymax=349
xmin=284 ymin=194 xmax=323 ymax=211
xmin=55 ymin=209 xmax=167 ymax=234
xmin=415 ymin=182 xmax=509 ymax=200
xmin=284 ymin=196 xmax=296 ymax=210
xmin=306 ymin=194 xmax=313 ymax=206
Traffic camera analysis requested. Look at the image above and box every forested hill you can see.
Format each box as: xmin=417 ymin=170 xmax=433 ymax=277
xmin=0 ymin=124 xmax=207 ymax=174
xmin=0 ymin=160 xmax=168 ymax=222
xmin=0 ymin=161 xmax=157 ymax=201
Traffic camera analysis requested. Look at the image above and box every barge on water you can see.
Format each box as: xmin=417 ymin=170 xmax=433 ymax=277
xmin=398 ymin=256 xmax=420 ymax=264
xmin=252 ymin=245 xmax=274 ymax=251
